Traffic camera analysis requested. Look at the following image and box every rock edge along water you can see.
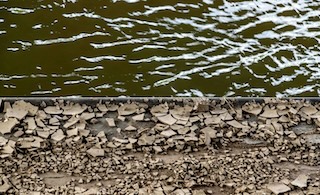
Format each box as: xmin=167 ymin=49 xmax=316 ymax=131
xmin=0 ymin=97 xmax=320 ymax=194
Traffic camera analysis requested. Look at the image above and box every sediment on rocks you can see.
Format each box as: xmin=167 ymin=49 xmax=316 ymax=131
xmin=0 ymin=98 xmax=320 ymax=194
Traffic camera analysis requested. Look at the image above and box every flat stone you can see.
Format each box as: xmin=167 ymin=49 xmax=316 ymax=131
xmin=161 ymin=130 xmax=177 ymax=138
xmin=242 ymin=104 xmax=262 ymax=115
xmin=204 ymin=116 xmax=221 ymax=125
xmin=260 ymin=106 xmax=279 ymax=118
xmin=132 ymin=113 xmax=144 ymax=121
xmin=177 ymin=127 xmax=190 ymax=135
xmin=300 ymin=106 xmax=318 ymax=115
xmin=304 ymin=134 xmax=320 ymax=144
xmin=113 ymin=137 xmax=129 ymax=144
xmin=201 ymin=127 xmax=217 ymax=145
xmin=79 ymin=129 xmax=90 ymax=137
xmin=87 ymin=148 xmax=104 ymax=157
xmin=67 ymin=128 xmax=78 ymax=137
xmin=106 ymin=118 xmax=116 ymax=127
xmin=125 ymin=125 xmax=137 ymax=131
xmin=37 ymin=130 xmax=50 ymax=139
xmin=158 ymin=114 xmax=177 ymax=125
xmin=44 ymin=106 xmax=63 ymax=115
xmin=0 ymin=118 xmax=18 ymax=134
xmin=0 ymin=136 xmax=8 ymax=146
xmin=291 ymin=174 xmax=309 ymax=188
xmin=80 ymin=112 xmax=95 ymax=120
xmin=25 ymin=117 xmax=37 ymax=130
xmin=227 ymin=120 xmax=245 ymax=128
xmin=150 ymin=104 xmax=169 ymax=117
xmin=6 ymin=101 xmax=38 ymax=119
xmin=63 ymin=104 xmax=87 ymax=115
xmin=138 ymin=134 xmax=155 ymax=146
xmin=97 ymin=104 xmax=108 ymax=112
xmin=267 ymin=183 xmax=290 ymax=194
xmin=291 ymin=123 xmax=316 ymax=135
xmin=63 ymin=116 xmax=79 ymax=129
xmin=1 ymin=145 xmax=14 ymax=154
xmin=51 ymin=129 xmax=65 ymax=141
xmin=118 ymin=103 xmax=138 ymax=116
xmin=0 ymin=181 xmax=11 ymax=193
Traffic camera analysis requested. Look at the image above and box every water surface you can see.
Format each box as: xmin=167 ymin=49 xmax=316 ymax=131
xmin=0 ymin=0 xmax=320 ymax=97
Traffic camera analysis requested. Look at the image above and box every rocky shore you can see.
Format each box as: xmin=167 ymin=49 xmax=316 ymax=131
xmin=0 ymin=98 xmax=320 ymax=194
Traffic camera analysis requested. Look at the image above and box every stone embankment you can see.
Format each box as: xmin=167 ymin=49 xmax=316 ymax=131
xmin=0 ymin=98 xmax=320 ymax=194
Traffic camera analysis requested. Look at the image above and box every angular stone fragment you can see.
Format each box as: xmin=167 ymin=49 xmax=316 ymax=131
xmin=201 ymin=127 xmax=217 ymax=145
xmin=67 ymin=128 xmax=78 ymax=137
xmin=260 ymin=106 xmax=279 ymax=118
xmin=132 ymin=113 xmax=144 ymax=121
xmin=300 ymin=106 xmax=317 ymax=115
xmin=291 ymin=124 xmax=315 ymax=135
xmin=79 ymin=129 xmax=90 ymax=137
xmin=87 ymin=147 xmax=104 ymax=157
xmin=1 ymin=145 xmax=14 ymax=154
xmin=6 ymin=101 xmax=38 ymax=120
xmin=150 ymin=104 xmax=169 ymax=117
xmin=44 ymin=106 xmax=63 ymax=115
xmin=242 ymin=104 xmax=262 ymax=115
xmin=304 ymin=134 xmax=320 ymax=144
xmin=204 ymin=116 xmax=221 ymax=125
xmin=157 ymin=114 xmax=177 ymax=125
xmin=37 ymin=130 xmax=50 ymax=139
xmin=118 ymin=103 xmax=138 ymax=116
xmin=138 ymin=134 xmax=155 ymax=146
xmin=63 ymin=104 xmax=87 ymax=115
xmin=63 ymin=116 xmax=79 ymax=129
xmin=113 ymin=137 xmax=128 ymax=144
xmin=0 ymin=136 xmax=7 ymax=146
xmin=291 ymin=174 xmax=309 ymax=188
xmin=51 ymin=129 xmax=65 ymax=141
xmin=177 ymin=127 xmax=190 ymax=135
xmin=80 ymin=112 xmax=95 ymax=120
xmin=106 ymin=118 xmax=116 ymax=127
xmin=0 ymin=181 xmax=11 ymax=193
xmin=267 ymin=183 xmax=290 ymax=194
xmin=161 ymin=130 xmax=177 ymax=138
xmin=25 ymin=117 xmax=37 ymax=130
xmin=0 ymin=118 xmax=18 ymax=134
xmin=125 ymin=125 xmax=137 ymax=131
xmin=227 ymin=120 xmax=245 ymax=128
xmin=97 ymin=103 xmax=108 ymax=112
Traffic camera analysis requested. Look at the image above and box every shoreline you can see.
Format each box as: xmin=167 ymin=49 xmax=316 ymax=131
xmin=0 ymin=98 xmax=320 ymax=194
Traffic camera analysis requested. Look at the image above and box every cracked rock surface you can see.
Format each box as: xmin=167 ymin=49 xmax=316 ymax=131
xmin=0 ymin=98 xmax=320 ymax=194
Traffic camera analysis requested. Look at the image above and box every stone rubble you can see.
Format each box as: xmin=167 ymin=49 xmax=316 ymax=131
xmin=0 ymin=99 xmax=319 ymax=194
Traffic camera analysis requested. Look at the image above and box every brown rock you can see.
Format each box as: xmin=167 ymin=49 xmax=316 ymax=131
xmin=227 ymin=120 xmax=245 ymax=128
xmin=138 ymin=134 xmax=155 ymax=146
xmin=25 ymin=117 xmax=37 ymax=130
xmin=150 ymin=103 xmax=169 ymax=117
xmin=37 ymin=130 xmax=50 ymax=139
xmin=0 ymin=118 xmax=18 ymax=134
xmin=80 ymin=112 xmax=95 ymax=120
xmin=242 ymin=104 xmax=262 ymax=115
xmin=67 ymin=128 xmax=78 ymax=137
xmin=125 ymin=125 xmax=137 ymax=131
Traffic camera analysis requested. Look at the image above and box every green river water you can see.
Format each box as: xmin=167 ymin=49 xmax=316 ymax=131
xmin=0 ymin=0 xmax=320 ymax=97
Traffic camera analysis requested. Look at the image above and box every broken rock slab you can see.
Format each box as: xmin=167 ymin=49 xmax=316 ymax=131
xmin=87 ymin=147 xmax=104 ymax=157
xmin=118 ymin=103 xmax=138 ymax=116
xmin=157 ymin=114 xmax=177 ymax=126
xmin=51 ymin=129 xmax=65 ymax=142
xmin=267 ymin=183 xmax=290 ymax=194
xmin=44 ymin=106 xmax=63 ymax=115
xmin=0 ymin=118 xmax=18 ymax=134
xmin=63 ymin=104 xmax=87 ymax=115
xmin=291 ymin=174 xmax=309 ymax=188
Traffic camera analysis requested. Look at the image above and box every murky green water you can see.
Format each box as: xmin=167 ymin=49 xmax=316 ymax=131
xmin=0 ymin=0 xmax=319 ymax=97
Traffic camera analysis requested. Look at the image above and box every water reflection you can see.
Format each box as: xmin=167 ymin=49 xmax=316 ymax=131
xmin=0 ymin=0 xmax=320 ymax=96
